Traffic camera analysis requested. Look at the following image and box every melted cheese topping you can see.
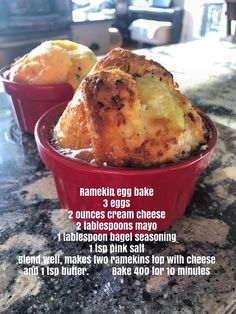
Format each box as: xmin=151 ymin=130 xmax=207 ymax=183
xmin=136 ymin=74 xmax=185 ymax=128
xmin=51 ymin=40 xmax=78 ymax=50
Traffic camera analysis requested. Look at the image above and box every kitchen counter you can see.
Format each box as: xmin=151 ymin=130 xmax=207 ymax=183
xmin=0 ymin=39 xmax=236 ymax=314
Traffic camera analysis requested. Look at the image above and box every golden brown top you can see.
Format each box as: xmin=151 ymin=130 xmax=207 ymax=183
xmin=9 ymin=40 xmax=97 ymax=89
xmin=54 ymin=48 xmax=206 ymax=167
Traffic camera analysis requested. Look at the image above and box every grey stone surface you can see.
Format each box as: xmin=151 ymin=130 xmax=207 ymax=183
xmin=0 ymin=39 xmax=236 ymax=314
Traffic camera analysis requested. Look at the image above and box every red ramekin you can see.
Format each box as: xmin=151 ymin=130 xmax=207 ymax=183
xmin=35 ymin=103 xmax=217 ymax=234
xmin=0 ymin=66 xmax=74 ymax=134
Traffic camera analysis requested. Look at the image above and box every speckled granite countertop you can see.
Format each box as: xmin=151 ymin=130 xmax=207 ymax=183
xmin=0 ymin=39 xmax=236 ymax=314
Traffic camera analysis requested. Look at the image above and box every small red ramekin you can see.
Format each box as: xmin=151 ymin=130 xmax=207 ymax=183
xmin=0 ymin=66 xmax=74 ymax=134
xmin=35 ymin=103 xmax=217 ymax=234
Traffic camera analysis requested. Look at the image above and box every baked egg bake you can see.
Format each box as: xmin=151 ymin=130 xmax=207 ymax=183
xmin=9 ymin=40 xmax=97 ymax=89
xmin=54 ymin=48 xmax=206 ymax=167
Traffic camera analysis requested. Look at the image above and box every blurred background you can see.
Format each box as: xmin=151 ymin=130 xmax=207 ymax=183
xmin=0 ymin=0 xmax=235 ymax=67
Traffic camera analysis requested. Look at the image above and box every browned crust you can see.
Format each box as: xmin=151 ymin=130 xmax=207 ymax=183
xmin=54 ymin=48 xmax=206 ymax=167
xmin=54 ymin=99 xmax=91 ymax=149
xmin=81 ymin=68 xmax=198 ymax=167
xmin=94 ymin=48 xmax=178 ymax=89
xmin=81 ymin=68 xmax=140 ymax=166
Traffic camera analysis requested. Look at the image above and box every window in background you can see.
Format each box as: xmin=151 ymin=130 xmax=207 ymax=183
xmin=181 ymin=0 xmax=225 ymax=42
xmin=130 ymin=0 xmax=172 ymax=7
xmin=130 ymin=0 xmax=148 ymax=6
xmin=200 ymin=0 xmax=224 ymax=36
xmin=71 ymin=0 xmax=115 ymax=12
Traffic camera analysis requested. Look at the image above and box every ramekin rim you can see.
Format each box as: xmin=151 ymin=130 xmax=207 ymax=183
xmin=35 ymin=102 xmax=218 ymax=175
